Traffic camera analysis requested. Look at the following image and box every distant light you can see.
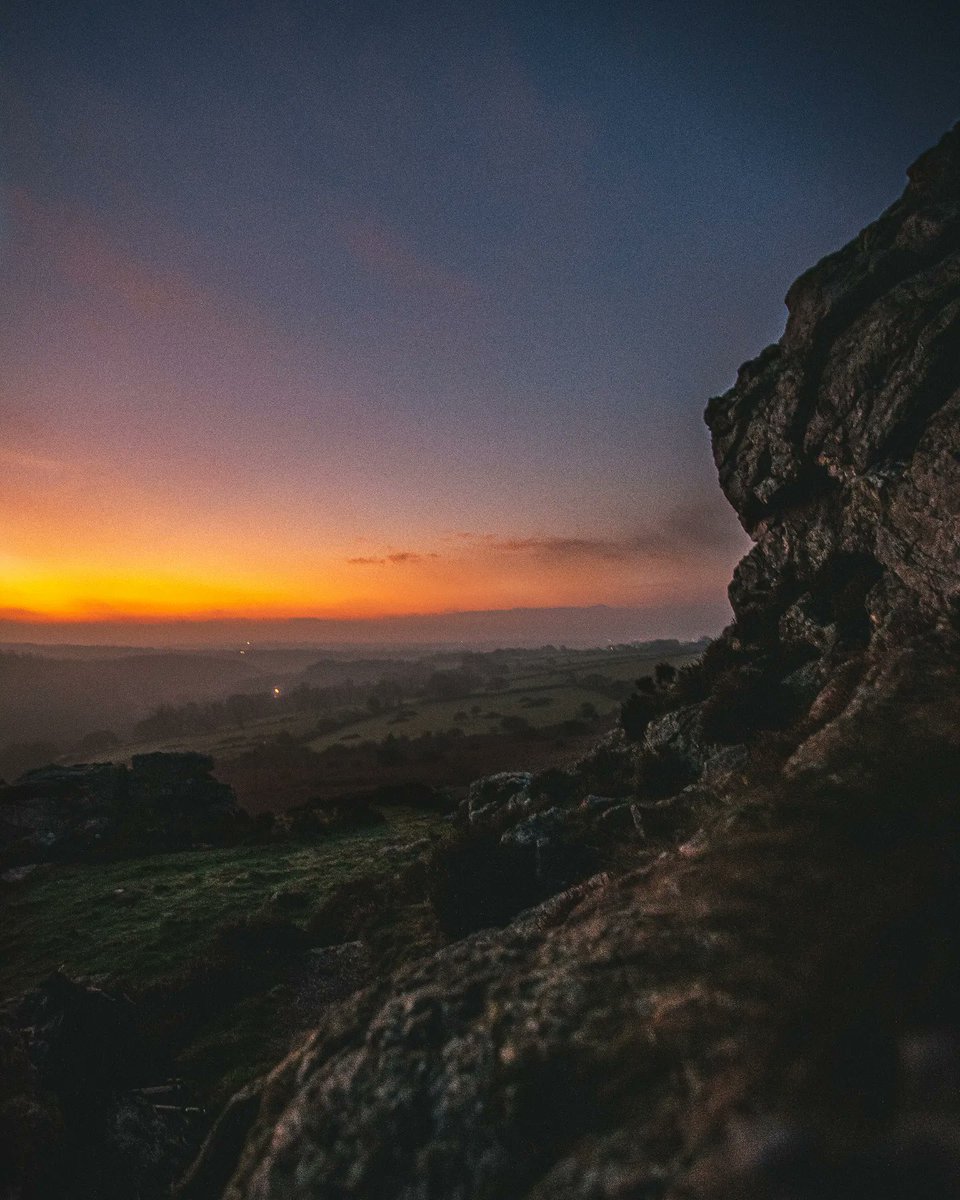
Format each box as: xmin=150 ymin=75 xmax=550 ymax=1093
xmin=273 ymin=687 xmax=281 ymax=697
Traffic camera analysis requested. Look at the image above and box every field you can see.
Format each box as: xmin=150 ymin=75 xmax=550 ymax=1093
xmin=49 ymin=643 xmax=698 ymax=814
xmin=116 ymin=644 xmax=703 ymax=760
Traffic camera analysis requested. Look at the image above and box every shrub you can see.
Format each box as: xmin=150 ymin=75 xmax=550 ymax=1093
xmin=619 ymin=691 xmax=661 ymax=741
xmin=500 ymin=715 xmax=537 ymax=737
xmin=700 ymin=644 xmax=818 ymax=744
xmin=557 ymin=718 xmax=590 ymax=737
xmin=528 ymin=768 xmax=579 ymax=806
xmin=424 ymin=831 xmax=547 ymax=938
xmin=358 ymin=781 xmax=451 ymax=811
xmin=635 ymin=747 xmax=698 ymax=798
xmin=577 ymin=744 xmax=635 ymax=797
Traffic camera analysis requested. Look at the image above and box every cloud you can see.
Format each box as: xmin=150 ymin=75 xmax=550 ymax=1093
xmin=347 ymin=550 xmax=442 ymax=566
xmin=464 ymin=500 xmax=748 ymax=567
xmin=347 ymin=499 xmax=746 ymax=579
xmin=389 ymin=551 xmax=441 ymax=563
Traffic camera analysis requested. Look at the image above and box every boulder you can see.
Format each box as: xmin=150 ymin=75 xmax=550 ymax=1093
xmin=707 ymin=125 xmax=960 ymax=639
xmin=642 ymin=702 xmax=720 ymax=776
xmin=499 ymin=806 xmax=567 ymax=849
xmin=467 ymin=771 xmax=532 ymax=820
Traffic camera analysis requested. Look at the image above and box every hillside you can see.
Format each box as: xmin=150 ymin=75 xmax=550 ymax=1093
xmin=185 ymin=125 xmax=960 ymax=1198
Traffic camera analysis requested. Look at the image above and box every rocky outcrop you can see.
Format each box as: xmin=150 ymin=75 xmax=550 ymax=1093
xmin=707 ymin=124 xmax=960 ymax=644
xmin=1 ymin=973 xmax=204 ymax=1199
xmin=187 ymin=127 xmax=960 ymax=1199
xmin=0 ymin=753 xmax=241 ymax=865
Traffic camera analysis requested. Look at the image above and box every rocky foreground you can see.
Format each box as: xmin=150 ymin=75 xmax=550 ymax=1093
xmin=177 ymin=126 xmax=960 ymax=1199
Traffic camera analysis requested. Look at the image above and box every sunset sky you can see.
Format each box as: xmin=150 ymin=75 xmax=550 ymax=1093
xmin=2 ymin=1 xmax=958 ymax=638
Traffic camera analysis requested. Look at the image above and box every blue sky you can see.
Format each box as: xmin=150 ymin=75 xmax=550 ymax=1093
xmin=1 ymin=0 xmax=957 ymax=632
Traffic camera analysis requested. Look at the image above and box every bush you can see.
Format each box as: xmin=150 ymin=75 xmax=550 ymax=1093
xmin=577 ymin=744 xmax=635 ymax=797
xmin=699 ymin=643 xmax=818 ymax=743
xmin=356 ymin=781 xmax=452 ymax=811
xmin=528 ymin=768 xmax=579 ymax=806
xmin=635 ymin=748 xmax=698 ymax=798
xmin=619 ymin=691 xmax=661 ymax=741
xmin=287 ymin=797 xmax=385 ymax=839
xmin=424 ymin=831 xmax=546 ymax=938
xmin=500 ymin=715 xmax=538 ymax=737
xmin=377 ymin=734 xmax=407 ymax=766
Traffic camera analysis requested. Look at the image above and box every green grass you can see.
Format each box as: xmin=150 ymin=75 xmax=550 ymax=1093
xmin=114 ymin=709 xmax=325 ymax=761
xmin=306 ymin=685 xmax=615 ymax=749
xmin=305 ymin=649 xmax=701 ymax=750
xmin=0 ymin=810 xmax=442 ymax=998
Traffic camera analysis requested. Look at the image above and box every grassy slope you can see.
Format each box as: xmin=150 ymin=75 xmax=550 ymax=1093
xmin=0 ymin=810 xmax=448 ymax=1102
xmin=0 ymin=811 xmax=440 ymax=997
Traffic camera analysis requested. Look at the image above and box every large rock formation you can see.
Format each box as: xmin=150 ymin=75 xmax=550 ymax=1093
xmin=183 ymin=127 xmax=960 ymax=1199
xmin=708 ymin=126 xmax=960 ymax=642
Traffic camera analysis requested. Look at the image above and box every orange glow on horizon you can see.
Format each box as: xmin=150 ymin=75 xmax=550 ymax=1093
xmin=1 ymin=418 xmax=742 ymax=626
xmin=0 ymin=520 xmax=729 ymax=623
xmin=0 ymin=550 xmax=724 ymax=625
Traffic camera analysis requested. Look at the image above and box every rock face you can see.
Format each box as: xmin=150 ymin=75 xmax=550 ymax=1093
xmin=707 ymin=125 xmax=960 ymax=644
xmin=189 ymin=127 xmax=960 ymax=1199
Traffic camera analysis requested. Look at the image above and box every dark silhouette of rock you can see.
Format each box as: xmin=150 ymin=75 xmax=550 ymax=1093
xmin=2 ymin=972 xmax=204 ymax=1199
xmin=707 ymin=125 xmax=960 ymax=642
xmin=0 ymin=753 xmax=242 ymax=865
xmin=184 ymin=127 xmax=960 ymax=1199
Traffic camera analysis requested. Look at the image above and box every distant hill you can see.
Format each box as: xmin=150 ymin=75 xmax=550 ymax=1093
xmin=0 ymin=600 xmax=729 ymax=649
xmin=0 ymin=650 xmax=263 ymax=760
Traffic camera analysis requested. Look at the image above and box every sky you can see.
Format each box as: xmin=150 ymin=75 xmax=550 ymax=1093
xmin=2 ymin=0 xmax=959 ymax=641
